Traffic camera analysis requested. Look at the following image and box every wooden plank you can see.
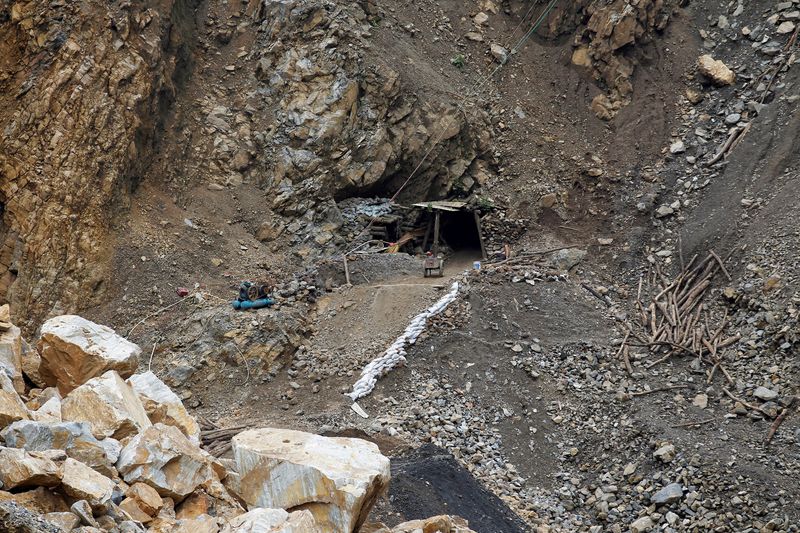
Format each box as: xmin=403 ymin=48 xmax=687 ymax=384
xmin=474 ymin=210 xmax=488 ymax=260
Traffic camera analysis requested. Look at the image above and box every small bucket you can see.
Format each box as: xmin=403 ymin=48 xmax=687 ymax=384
xmin=473 ymin=261 xmax=481 ymax=270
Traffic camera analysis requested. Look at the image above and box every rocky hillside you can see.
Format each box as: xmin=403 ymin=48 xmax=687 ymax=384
xmin=1 ymin=0 xmax=800 ymax=531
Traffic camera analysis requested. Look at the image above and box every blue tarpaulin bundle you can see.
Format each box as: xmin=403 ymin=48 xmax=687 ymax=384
xmin=232 ymin=298 xmax=274 ymax=310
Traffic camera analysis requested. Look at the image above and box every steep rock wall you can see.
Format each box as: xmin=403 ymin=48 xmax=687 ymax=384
xmin=0 ymin=0 xmax=193 ymax=329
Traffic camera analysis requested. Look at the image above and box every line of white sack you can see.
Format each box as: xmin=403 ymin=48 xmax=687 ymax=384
xmin=347 ymin=281 xmax=460 ymax=401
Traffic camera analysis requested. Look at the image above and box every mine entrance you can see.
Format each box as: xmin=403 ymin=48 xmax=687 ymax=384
xmin=411 ymin=201 xmax=487 ymax=260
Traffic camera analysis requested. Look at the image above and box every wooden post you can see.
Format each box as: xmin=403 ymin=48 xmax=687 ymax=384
xmin=432 ymin=210 xmax=441 ymax=257
xmin=422 ymin=216 xmax=433 ymax=252
xmin=473 ymin=210 xmax=488 ymax=260
xmin=343 ymin=255 xmax=351 ymax=286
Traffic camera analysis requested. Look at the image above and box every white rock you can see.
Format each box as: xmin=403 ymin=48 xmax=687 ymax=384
xmin=127 ymin=371 xmax=201 ymax=443
xmin=30 ymin=396 xmax=62 ymax=423
xmin=61 ymin=371 xmax=151 ymax=439
xmin=669 ymin=140 xmax=685 ymax=154
xmin=60 ymin=457 xmax=117 ymax=508
xmin=490 ymin=43 xmax=508 ymax=64
xmin=220 ymin=508 xmax=321 ymax=533
xmin=630 ymin=515 xmax=655 ymax=533
xmin=38 ymin=315 xmax=140 ymax=393
xmin=1 ymin=420 xmax=118 ymax=476
xmin=117 ymin=423 xmax=221 ymax=501
xmin=753 ymin=386 xmax=778 ymax=401
xmin=232 ymin=428 xmax=390 ymax=532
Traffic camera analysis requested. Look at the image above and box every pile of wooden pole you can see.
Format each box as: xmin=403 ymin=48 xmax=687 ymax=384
xmin=625 ymin=250 xmax=740 ymax=384
xmin=199 ymin=417 xmax=247 ymax=458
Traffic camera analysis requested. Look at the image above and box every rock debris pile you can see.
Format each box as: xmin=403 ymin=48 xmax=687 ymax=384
xmin=0 ymin=309 xmax=477 ymax=533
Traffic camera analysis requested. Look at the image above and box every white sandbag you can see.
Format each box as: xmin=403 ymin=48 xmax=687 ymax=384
xmin=347 ymin=281 xmax=460 ymax=401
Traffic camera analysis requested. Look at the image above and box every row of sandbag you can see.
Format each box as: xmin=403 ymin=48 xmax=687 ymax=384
xmin=347 ymin=281 xmax=460 ymax=401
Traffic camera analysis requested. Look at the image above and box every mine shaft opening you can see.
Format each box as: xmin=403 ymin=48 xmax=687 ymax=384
xmin=433 ymin=210 xmax=483 ymax=255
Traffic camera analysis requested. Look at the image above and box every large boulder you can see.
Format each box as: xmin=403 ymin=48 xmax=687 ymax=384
xmin=1 ymin=420 xmax=119 ymax=477
xmin=60 ymin=457 xmax=118 ymax=509
xmin=61 ymin=371 xmax=151 ymax=439
xmin=232 ymin=428 xmax=390 ymax=532
xmin=220 ymin=508 xmax=320 ymax=533
xmin=38 ymin=315 xmax=140 ymax=393
xmin=116 ymin=424 xmax=220 ymax=501
xmin=127 ymin=372 xmax=201 ymax=443
xmin=0 ymin=447 xmax=60 ymax=489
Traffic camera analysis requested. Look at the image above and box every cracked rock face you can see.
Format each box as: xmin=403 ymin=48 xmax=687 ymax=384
xmin=250 ymin=0 xmax=493 ymax=217
xmin=116 ymin=423 xmax=221 ymax=501
xmin=61 ymin=371 xmax=151 ymax=440
xmin=545 ymin=0 xmax=677 ymax=118
xmin=1 ymin=420 xmax=120 ymax=478
xmin=232 ymin=428 xmax=390 ymax=532
xmin=0 ymin=0 xmax=194 ymax=330
xmin=0 ymin=447 xmax=60 ymax=490
xmin=38 ymin=315 xmax=141 ymax=394
xmin=127 ymin=371 xmax=201 ymax=444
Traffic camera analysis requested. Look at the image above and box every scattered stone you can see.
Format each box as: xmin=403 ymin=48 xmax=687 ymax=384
xmin=692 ymin=394 xmax=708 ymax=409
xmin=653 ymin=443 xmax=676 ymax=463
xmin=655 ymin=205 xmax=675 ymax=218
xmin=725 ymin=112 xmax=741 ymax=125
xmin=651 ymin=483 xmax=684 ymax=505
xmin=232 ymin=428 xmax=390 ymax=532
xmin=490 ymin=44 xmax=508 ymax=64
xmin=753 ymin=386 xmax=778 ymax=401
xmin=61 ymin=371 xmax=151 ymax=440
xmin=697 ymin=55 xmax=736 ymax=86
xmin=669 ymin=140 xmax=686 ymax=154
xmin=548 ymin=248 xmax=586 ymax=271
xmin=630 ymin=515 xmax=655 ymax=533
xmin=776 ymin=21 xmax=796 ymax=34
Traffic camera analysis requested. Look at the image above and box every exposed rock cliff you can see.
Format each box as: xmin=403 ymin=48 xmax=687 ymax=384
xmin=0 ymin=0 xmax=198 ymax=329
